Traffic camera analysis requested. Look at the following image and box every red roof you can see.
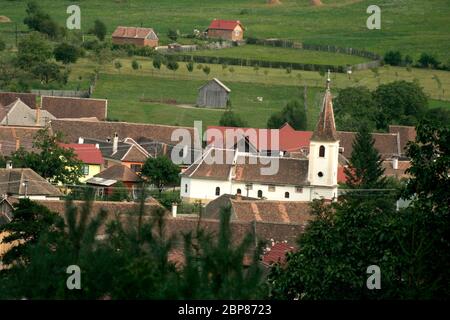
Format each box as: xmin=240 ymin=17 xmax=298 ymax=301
xmin=208 ymin=19 xmax=243 ymax=31
xmin=60 ymin=144 xmax=104 ymax=165
xmin=262 ymin=242 xmax=295 ymax=266
xmin=206 ymin=123 xmax=312 ymax=152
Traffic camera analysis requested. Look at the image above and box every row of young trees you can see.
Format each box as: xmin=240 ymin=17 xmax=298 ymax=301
xmin=384 ymin=50 xmax=448 ymax=70
xmin=0 ymin=119 xmax=448 ymax=299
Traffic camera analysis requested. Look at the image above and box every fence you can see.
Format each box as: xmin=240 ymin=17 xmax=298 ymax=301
xmin=31 ymin=89 xmax=90 ymax=98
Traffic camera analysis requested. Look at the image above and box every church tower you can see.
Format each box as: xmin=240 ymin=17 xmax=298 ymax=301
xmin=307 ymin=71 xmax=340 ymax=200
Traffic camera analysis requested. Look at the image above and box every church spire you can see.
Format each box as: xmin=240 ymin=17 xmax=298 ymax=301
xmin=311 ymin=70 xmax=339 ymax=142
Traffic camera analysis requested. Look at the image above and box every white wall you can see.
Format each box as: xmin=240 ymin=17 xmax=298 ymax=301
xmin=181 ymin=177 xmax=232 ymax=202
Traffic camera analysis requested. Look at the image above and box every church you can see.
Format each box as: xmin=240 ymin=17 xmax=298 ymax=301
xmin=180 ymin=75 xmax=340 ymax=203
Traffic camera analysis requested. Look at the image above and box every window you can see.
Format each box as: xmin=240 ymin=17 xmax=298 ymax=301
xmin=130 ymin=164 xmax=142 ymax=173
xmin=268 ymin=185 xmax=276 ymax=192
xmin=215 ymin=187 xmax=220 ymax=196
xmin=319 ymin=145 xmax=325 ymax=157
xmin=295 ymin=186 xmax=303 ymax=193
xmin=257 ymin=190 xmax=263 ymax=198
xmin=318 ymin=171 xmax=324 ymax=178
xmin=237 ymin=188 xmax=242 ymax=195
xmin=285 ymin=192 xmax=290 ymax=199
xmin=185 ymin=184 xmax=188 ymax=193
xmin=82 ymin=165 xmax=89 ymax=175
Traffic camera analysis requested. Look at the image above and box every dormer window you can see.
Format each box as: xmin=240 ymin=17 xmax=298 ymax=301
xmin=319 ymin=145 xmax=325 ymax=157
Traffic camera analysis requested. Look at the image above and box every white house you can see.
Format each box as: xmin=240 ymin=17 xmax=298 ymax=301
xmin=180 ymin=76 xmax=340 ymax=203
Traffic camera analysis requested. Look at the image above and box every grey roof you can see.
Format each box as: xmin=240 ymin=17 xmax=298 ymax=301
xmin=0 ymin=99 xmax=55 ymax=127
xmin=0 ymin=168 xmax=63 ymax=197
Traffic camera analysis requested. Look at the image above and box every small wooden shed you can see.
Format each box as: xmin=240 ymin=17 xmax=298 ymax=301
xmin=197 ymin=78 xmax=231 ymax=108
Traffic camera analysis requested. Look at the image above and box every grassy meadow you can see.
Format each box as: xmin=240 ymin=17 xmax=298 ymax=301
xmin=0 ymin=0 xmax=449 ymax=60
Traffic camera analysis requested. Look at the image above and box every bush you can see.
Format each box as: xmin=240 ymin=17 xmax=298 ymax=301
xmin=417 ymin=53 xmax=440 ymax=69
xmin=383 ymin=50 xmax=402 ymax=66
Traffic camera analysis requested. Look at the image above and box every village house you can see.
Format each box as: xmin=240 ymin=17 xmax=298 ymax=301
xmin=197 ymin=78 xmax=231 ymax=108
xmin=79 ymin=135 xmax=149 ymax=173
xmin=60 ymin=143 xmax=104 ymax=182
xmin=112 ymin=26 xmax=159 ymax=48
xmin=181 ymin=76 xmax=341 ymax=203
xmin=50 ymin=119 xmax=201 ymax=167
xmin=86 ymin=164 xmax=143 ymax=199
xmin=206 ymin=19 xmax=245 ymax=41
xmin=40 ymin=96 xmax=108 ymax=121
xmin=0 ymin=99 xmax=55 ymax=127
xmin=0 ymin=126 xmax=40 ymax=157
xmin=0 ymin=166 xmax=63 ymax=200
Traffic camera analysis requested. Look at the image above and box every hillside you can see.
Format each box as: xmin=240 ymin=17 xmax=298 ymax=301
xmin=0 ymin=0 xmax=449 ymax=60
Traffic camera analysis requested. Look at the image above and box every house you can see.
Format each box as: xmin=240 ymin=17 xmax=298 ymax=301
xmin=0 ymin=126 xmax=41 ymax=157
xmin=0 ymin=92 xmax=37 ymax=109
xmin=86 ymin=165 xmax=143 ymax=199
xmin=181 ymin=76 xmax=341 ymax=203
xmin=60 ymin=143 xmax=104 ymax=182
xmin=0 ymin=99 xmax=55 ymax=127
xmin=79 ymin=135 xmax=149 ymax=173
xmin=0 ymin=167 xmax=63 ymax=200
xmin=204 ymin=194 xmax=312 ymax=224
xmin=197 ymin=78 xmax=231 ymax=108
xmin=112 ymin=26 xmax=159 ymax=48
xmin=50 ymin=119 xmax=201 ymax=166
xmin=262 ymin=241 xmax=295 ymax=267
xmin=207 ymin=19 xmax=244 ymax=41
xmin=40 ymin=96 xmax=108 ymax=121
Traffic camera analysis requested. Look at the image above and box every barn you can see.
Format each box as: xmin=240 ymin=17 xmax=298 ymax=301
xmin=112 ymin=26 xmax=159 ymax=48
xmin=196 ymin=78 xmax=231 ymax=108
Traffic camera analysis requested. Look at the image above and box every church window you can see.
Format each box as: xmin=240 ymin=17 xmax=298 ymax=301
xmin=319 ymin=145 xmax=325 ymax=157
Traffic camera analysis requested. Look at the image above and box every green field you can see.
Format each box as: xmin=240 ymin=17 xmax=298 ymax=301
xmin=0 ymin=0 xmax=449 ymax=61
xmin=191 ymin=45 xmax=369 ymax=66
xmin=92 ymin=72 xmax=323 ymax=130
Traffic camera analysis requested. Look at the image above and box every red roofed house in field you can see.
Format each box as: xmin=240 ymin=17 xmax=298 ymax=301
xmin=207 ymin=19 xmax=245 ymax=41
xmin=60 ymin=143 xmax=104 ymax=182
xmin=112 ymin=26 xmax=159 ymax=48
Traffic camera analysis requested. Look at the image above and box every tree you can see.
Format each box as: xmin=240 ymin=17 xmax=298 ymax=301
xmin=167 ymin=29 xmax=178 ymax=42
xmin=186 ymin=61 xmax=194 ymax=73
xmin=10 ymin=129 xmax=83 ymax=184
xmin=131 ymin=59 xmax=140 ymax=71
xmin=141 ymin=156 xmax=180 ymax=196
xmin=202 ymin=65 xmax=211 ymax=77
xmin=92 ymin=19 xmax=107 ymax=41
xmin=383 ymin=50 xmax=402 ymax=66
xmin=344 ymin=125 xmax=386 ymax=190
xmin=417 ymin=53 xmax=440 ymax=69
xmin=31 ymin=61 xmax=67 ymax=85
xmin=54 ymin=43 xmax=81 ymax=65
xmin=16 ymin=32 xmax=53 ymax=69
xmin=373 ymin=81 xmax=428 ymax=130
xmin=219 ymin=110 xmax=248 ymax=127
xmin=114 ymin=60 xmax=122 ymax=73
xmin=0 ymin=199 xmax=64 ymax=265
xmin=267 ymin=100 xmax=307 ymax=130
xmin=152 ymin=56 xmax=162 ymax=72
xmin=23 ymin=1 xmax=61 ymax=38
xmin=166 ymin=60 xmax=179 ymax=76
xmin=334 ymin=86 xmax=377 ymax=132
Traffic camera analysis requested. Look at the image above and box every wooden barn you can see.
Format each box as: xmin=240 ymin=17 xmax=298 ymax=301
xmin=112 ymin=26 xmax=159 ymax=48
xmin=197 ymin=78 xmax=231 ymax=108
xmin=206 ymin=19 xmax=244 ymax=41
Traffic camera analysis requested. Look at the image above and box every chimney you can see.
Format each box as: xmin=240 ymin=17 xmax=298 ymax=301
xmin=78 ymin=137 xmax=84 ymax=144
xmin=6 ymin=160 xmax=12 ymax=169
xmin=171 ymin=203 xmax=178 ymax=218
xmin=15 ymin=137 xmax=20 ymax=151
xmin=392 ymin=157 xmax=399 ymax=170
xmin=35 ymin=106 xmax=41 ymax=125
xmin=112 ymin=132 xmax=119 ymax=154
xmin=95 ymin=143 xmax=100 ymax=149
